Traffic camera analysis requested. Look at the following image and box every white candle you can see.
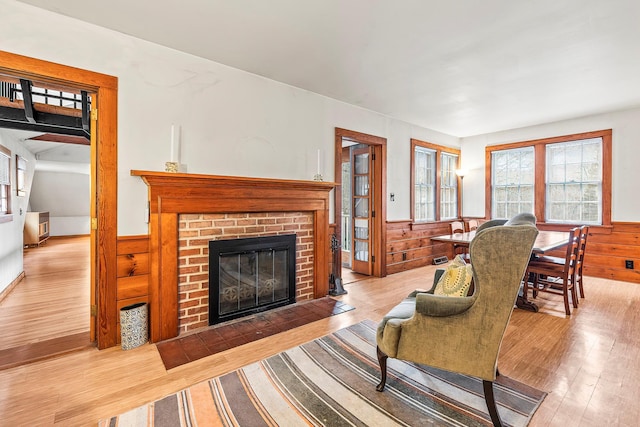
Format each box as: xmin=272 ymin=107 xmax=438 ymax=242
xmin=317 ymin=149 xmax=321 ymax=175
xmin=170 ymin=124 xmax=175 ymax=162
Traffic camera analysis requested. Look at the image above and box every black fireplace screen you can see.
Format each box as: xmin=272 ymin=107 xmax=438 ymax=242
xmin=209 ymin=234 xmax=296 ymax=324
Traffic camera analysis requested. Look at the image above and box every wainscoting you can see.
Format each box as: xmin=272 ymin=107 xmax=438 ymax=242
xmin=545 ymin=222 xmax=640 ymax=283
xmin=384 ymin=219 xmax=640 ymax=284
xmin=116 ymin=235 xmax=150 ymax=343
xmin=112 ymin=220 xmax=640 ymax=345
xmin=385 ymin=220 xmax=454 ymax=274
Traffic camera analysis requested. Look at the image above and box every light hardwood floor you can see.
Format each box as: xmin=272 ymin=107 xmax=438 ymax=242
xmin=1 ymin=237 xmax=639 ymax=426
xmin=0 ymin=236 xmax=91 ymax=369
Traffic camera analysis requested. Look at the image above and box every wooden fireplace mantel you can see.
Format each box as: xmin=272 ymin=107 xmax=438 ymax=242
xmin=131 ymin=170 xmax=336 ymax=343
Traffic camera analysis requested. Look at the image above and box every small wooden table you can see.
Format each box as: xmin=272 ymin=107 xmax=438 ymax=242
xmin=431 ymin=229 xmax=570 ymax=311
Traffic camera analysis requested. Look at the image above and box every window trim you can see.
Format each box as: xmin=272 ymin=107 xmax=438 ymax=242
xmin=411 ymin=138 xmax=461 ymax=223
xmin=0 ymin=143 xmax=13 ymax=223
xmin=485 ymin=129 xmax=612 ymax=227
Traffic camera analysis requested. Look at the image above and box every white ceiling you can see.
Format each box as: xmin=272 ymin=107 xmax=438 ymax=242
xmin=4 ymin=129 xmax=89 ymax=163
xmin=16 ymin=0 xmax=640 ymax=137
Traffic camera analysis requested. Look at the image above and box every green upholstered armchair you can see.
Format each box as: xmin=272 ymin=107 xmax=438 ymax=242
xmin=376 ymin=223 xmax=538 ymax=427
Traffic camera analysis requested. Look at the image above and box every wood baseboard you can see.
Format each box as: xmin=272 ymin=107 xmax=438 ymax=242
xmin=0 ymin=271 xmax=25 ymax=304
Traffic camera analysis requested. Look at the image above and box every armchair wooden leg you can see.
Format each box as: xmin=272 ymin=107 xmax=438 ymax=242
xmin=483 ymin=380 xmax=503 ymax=427
xmin=376 ymin=346 xmax=388 ymax=392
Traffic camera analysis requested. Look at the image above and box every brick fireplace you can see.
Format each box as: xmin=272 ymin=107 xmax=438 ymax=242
xmin=178 ymin=212 xmax=314 ymax=333
xmin=132 ymin=170 xmax=334 ymax=343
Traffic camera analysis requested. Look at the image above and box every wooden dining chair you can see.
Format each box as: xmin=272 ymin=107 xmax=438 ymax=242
xmin=529 ymin=225 xmax=589 ymax=299
xmin=573 ymin=225 xmax=589 ymax=299
xmin=525 ymin=227 xmax=581 ymax=315
xmin=450 ymin=221 xmax=466 ymax=256
xmin=450 ymin=221 xmax=465 ymax=233
xmin=467 ymin=219 xmax=479 ymax=231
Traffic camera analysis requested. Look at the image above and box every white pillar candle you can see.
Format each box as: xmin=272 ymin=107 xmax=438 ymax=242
xmin=170 ymin=124 xmax=180 ymax=163
xmin=317 ymin=149 xmax=321 ymax=175
xmin=170 ymin=125 xmax=175 ymax=162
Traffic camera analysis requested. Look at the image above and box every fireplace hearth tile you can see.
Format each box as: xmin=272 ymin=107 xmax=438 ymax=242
xmin=257 ymin=324 xmax=281 ymax=337
xmin=156 ymin=297 xmax=355 ymax=370
xmin=225 ymin=334 xmax=252 ymax=348
xmin=156 ymin=340 xmax=190 ymax=370
xmin=277 ymin=308 xmax=299 ymax=321
xmin=201 ymin=336 xmax=230 ymax=354
xmin=233 ymin=322 xmax=258 ymax=336
xmin=179 ymin=335 xmax=211 ymax=361
xmin=215 ymin=324 xmax=243 ymax=340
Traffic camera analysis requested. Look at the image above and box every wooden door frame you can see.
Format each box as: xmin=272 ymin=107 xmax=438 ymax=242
xmin=334 ymin=128 xmax=386 ymax=277
xmin=0 ymin=50 xmax=118 ymax=349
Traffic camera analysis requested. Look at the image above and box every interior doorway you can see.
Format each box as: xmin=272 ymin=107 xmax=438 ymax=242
xmin=0 ymin=82 xmax=94 ymax=365
xmin=0 ymin=50 xmax=118 ymax=349
xmin=334 ymin=128 xmax=387 ymax=279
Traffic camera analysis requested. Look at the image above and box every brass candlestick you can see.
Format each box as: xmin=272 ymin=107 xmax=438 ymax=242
xmin=165 ymin=162 xmax=178 ymax=173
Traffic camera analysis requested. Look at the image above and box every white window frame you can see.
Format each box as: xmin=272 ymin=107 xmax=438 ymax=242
xmin=491 ymin=146 xmax=535 ymax=219
xmin=440 ymin=152 xmax=459 ymax=220
xmin=545 ymin=138 xmax=603 ymax=224
xmin=414 ymin=146 xmax=436 ymax=221
xmin=0 ymin=144 xmax=11 ymax=217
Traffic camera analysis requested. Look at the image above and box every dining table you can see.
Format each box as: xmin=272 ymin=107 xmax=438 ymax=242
xmin=431 ymin=230 xmax=569 ymax=254
xmin=431 ymin=229 xmax=570 ymax=311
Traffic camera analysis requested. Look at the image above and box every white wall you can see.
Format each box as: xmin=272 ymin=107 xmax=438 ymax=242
xmin=460 ymin=107 xmax=640 ymax=222
xmin=0 ymin=129 xmax=36 ymax=294
xmin=2 ymin=0 xmax=459 ymax=236
xmin=27 ymin=143 xmax=91 ymax=236
xmin=30 ymin=170 xmax=90 ymax=236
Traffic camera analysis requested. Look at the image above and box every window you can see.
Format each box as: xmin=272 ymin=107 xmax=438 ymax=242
xmin=491 ymin=147 xmax=534 ymax=219
xmin=486 ymin=130 xmax=611 ymax=226
xmin=414 ymin=146 xmax=436 ymax=221
xmin=16 ymin=155 xmax=26 ymax=197
xmin=440 ymin=152 xmax=459 ymax=220
xmin=0 ymin=144 xmax=11 ymax=217
xmin=411 ymin=139 xmax=460 ymax=222
xmin=546 ymin=138 xmax=602 ymax=224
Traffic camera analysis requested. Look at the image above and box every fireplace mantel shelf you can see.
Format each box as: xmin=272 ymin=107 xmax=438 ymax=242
xmin=132 ymin=169 xmax=336 ymax=343
xmin=131 ymin=170 xmax=336 ymax=192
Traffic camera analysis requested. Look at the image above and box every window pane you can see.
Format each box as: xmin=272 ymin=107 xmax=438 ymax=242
xmin=354 ymin=153 xmax=369 ymax=174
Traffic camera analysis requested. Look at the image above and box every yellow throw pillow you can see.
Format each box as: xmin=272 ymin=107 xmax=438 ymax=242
xmin=433 ymin=255 xmax=473 ymax=297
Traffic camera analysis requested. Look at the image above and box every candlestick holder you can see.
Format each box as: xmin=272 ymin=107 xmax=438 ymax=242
xmin=313 ymin=173 xmax=324 ymax=181
xmin=165 ymin=161 xmax=179 ymax=173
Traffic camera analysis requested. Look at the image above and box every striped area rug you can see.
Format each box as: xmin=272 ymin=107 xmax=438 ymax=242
xmin=100 ymin=320 xmax=545 ymax=426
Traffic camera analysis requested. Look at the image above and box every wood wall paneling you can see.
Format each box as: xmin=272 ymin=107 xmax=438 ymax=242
xmin=385 ymin=220 xmax=454 ymax=274
xmin=384 ymin=220 xmax=640 ymax=284
xmin=116 ymin=235 xmax=150 ymax=343
xmin=542 ymin=223 xmax=640 ymax=283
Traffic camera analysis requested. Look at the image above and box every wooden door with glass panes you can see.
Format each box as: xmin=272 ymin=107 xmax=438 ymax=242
xmin=351 ymin=145 xmax=373 ymax=275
